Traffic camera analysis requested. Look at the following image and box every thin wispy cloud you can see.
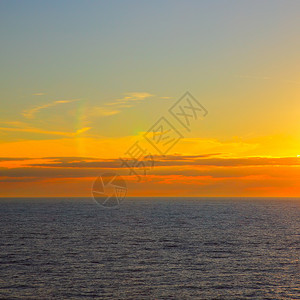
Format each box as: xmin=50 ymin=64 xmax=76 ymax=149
xmin=126 ymin=92 xmax=154 ymax=99
xmin=23 ymin=99 xmax=80 ymax=118
xmin=25 ymin=155 xmax=300 ymax=169
xmin=105 ymin=92 xmax=154 ymax=107
xmin=92 ymin=92 xmax=154 ymax=116
xmin=237 ymin=75 xmax=300 ymax=85
xmin=32 ymin=92 xmax=46 ymax=96
xmin=0 ymin=126 xmax=91 ymax=137
xmin=91 ymin=107 xmax=120 ymax=116
xmin=0 ymin=121 xmax=26 ymax=127
xmin=283 ymin=79 xmax=300 ymax=85
xmin=237 ymin=75 xmax=271 ymax=80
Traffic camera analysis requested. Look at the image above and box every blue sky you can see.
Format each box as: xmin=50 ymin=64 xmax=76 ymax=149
xmin=1 ymin=0 xmax=300 ymax=139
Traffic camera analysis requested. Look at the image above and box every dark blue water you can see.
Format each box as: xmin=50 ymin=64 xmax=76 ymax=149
xmin=0 ymin=198 xmax=299 ymax=299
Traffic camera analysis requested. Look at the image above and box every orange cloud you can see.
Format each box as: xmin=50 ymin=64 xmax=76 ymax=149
xmin=1 ymin=155 xmax=300 ymax=197
xmin=22 ymin=99 xmax=80 ymax=118
xmin=0 ymin=126 xmax=91 ymax=137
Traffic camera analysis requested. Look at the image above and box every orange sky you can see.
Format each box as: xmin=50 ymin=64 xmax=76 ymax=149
xmin=1 ymin=2 xmax=300 ymax=197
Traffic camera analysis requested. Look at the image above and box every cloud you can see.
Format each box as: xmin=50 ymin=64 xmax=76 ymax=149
xmin=0 ymin=177 xmax=42 ymax=182
xmin=23 ymin=99 xmax=80 ymax=118
xmin=283 ymin=79 xmax=300 ymax=85
xmin=1 ymin=155 xmax=300 ymax=198
xmin=1 ymin=155 xmax=300 ymax=195
xmin=92 ymin=92 xmax=154 ymax=117
xmin=13 ymin=154 xmax=300 ymax=169
xmin=0 ymin=126 xmax=91 ymax=137
xmin=0 ymin=121 xmax=26 ymax=127
xmin=237 ymin=75 xmax=271 ymax=80
xmin=74 ymin=127 xmax=91 ymax=135
xmin=0 ymin=157 xmax=32 ymax=162
xmin=32 ymin=92 xmax=46 ymax=96
xmin=0 ymin=166 xmax=105 ymax=179
xmin=106 ymin=92 xmax=154 ymax=106
xmin=90 ymin=107 xmax=120 ymax=116
xmin=126 ymin=92 xmax=154 ymax=99
xmin=237 ymin=75 xmax=300 ymax=85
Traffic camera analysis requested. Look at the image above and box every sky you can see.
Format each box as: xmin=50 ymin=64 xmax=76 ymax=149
xmin=1 ymin=0 xmax=300 ymax=197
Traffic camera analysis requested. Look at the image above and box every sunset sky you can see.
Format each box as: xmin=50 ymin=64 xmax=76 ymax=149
xmin=1 ymin=0 xmax=300 ymax=197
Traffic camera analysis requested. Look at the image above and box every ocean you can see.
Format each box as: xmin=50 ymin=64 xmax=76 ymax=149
xmin=0 ymin=197 xmax=299 ymax=299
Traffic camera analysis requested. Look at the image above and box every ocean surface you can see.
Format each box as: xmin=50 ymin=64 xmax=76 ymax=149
xmin=0 ymin=197 xmax=299 ymax=299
